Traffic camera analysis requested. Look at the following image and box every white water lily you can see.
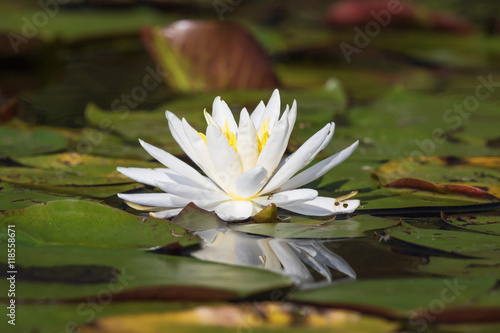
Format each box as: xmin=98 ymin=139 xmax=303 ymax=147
xmin=117 ymin=89 xmax=360 ymax=221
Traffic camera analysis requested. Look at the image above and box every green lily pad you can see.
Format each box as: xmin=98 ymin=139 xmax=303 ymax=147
xmin=384 ymin=222 xmax=500 ymax=259
xmin=0 ymin=182 xmax=80 ymax=211
xmin=441 ymin=214 xmax=500 ymax=236
xmin=171 ymin=203 xmax=226 ymax=232
xmin=229 ymin=215 xmax=400 ymax=239
xmin=0 ymin=153 xmax=162 ymax=197
xmin=0 ymin=242 xmax=292 ymax=301
xmin=0 ymin=126 xmax=68 ymax=158
xmin=13 ymin=302 xmax=192 ymax=333
xmin=419 ymin=257 xmax=500 ymax=279
xmin=289 ymin=276 xmax=496 ymax=319
xmin=0 ymin=200 xmax=199 ymax=249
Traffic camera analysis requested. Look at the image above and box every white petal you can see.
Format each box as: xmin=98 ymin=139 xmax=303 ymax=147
xmin=279 ymin=141 xmax=359 ymax=191
xmin=117 ymin=193 xmax=189 ymax=207
xmin=151 ymin=208 xmax=184 ymax=219
xmin=181 ymin=119 xmax=220 ymax=182
xmin=213 ymin=200 xmax=254 ymax=221
xmin=165 ymin=111 xmax=201 ymax=166
xmin=206 ymin=124 xmax=241 ymax=194
xmin=281 ymin=197 xmax=360 ymax=216
xmin=253 ymin=189 xmax=318 ymax=207
xmin=250 ymin=100 xmax=265 ymax=131
xmin=235 ymin=165 xmax=268 ymax=198
xmin=238 ymin=107 xmax=250 ymax=128
xmin=264 ymin=89 xmax=281 ymax=130
xmin=256 ymin=118 xmax=289 ymax=177
xmin=117 ymin=167 xmax=175 ymax=187
xmin=155 ymin=180 xmax=229 ymax=203
xmin=139 ymin=139 xmax=220 ymax=192
xmin=261 ymin=123 xmax=333 ymax=193
xmin=236 ymin=119 xmax=259 ymax=172
xmin=212 ymin=96 xmax=237 ymax=133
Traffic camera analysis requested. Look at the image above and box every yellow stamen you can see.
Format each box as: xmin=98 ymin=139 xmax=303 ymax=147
xmin=257 ymin=118 xmax=270 ymax=153
xmin=222 ymin=119 xmax=237 ymax=151
xmin=198 ymin=132 xmax=207 ymax=143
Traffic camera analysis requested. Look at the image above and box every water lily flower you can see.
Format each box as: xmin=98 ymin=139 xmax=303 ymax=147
xmin=117 ymin=89 xmax=359 ymax=221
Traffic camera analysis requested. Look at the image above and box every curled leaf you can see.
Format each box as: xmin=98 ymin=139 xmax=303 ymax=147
xmin=142 ymin=20 xmax=280 ymax=92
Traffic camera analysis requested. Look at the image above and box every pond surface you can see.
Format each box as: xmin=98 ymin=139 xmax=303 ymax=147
xmin=1 ymin=1 xmax=500 ymax=332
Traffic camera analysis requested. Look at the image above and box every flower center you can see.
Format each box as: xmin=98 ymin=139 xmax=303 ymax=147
xmin=199 ymin=111 xmax=271 ymax=154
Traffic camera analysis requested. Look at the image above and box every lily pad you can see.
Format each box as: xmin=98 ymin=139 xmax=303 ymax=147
xmin=384 ymin=222 xmax=500 ymax=259
xmin=229 ymin=215 xmax=400 ymax=239
xmin=289 ymin=277 xmax=497 ymax=320
xmin=0 ymin=153 xmax=161 ymax=197
xmin=419 ymin=257 xmax=500 ymax=280
xmin=441 ymin=214 xmax=500 ymax=236
xmin=141 ymin=21 xmax=280 ymax=92
xmin=0 ymin=242 xmax=292 ymax=301
xmin=171 ymin=203 xmax=226 ymax=232
xmin=0 ymin=200 xmax=199 ymax=249
xmin=0 ymin=182 xmax=78 ymax=211
xmin=0 ymin=126 xmax=68 ymax=158
xmin=81 ymin=302 xmax=399 ymax=333
xmin=373 ymin=156 xmax=500 ymax=199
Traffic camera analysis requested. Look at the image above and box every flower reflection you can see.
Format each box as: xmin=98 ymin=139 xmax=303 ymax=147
xmin=192 ymin=228 xmax=356 ymax=288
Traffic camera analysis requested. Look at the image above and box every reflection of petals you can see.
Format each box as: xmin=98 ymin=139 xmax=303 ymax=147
xmin=191 ymin=229 xmax=356 ymax=288
xmin=268 ymin=239 xmax=314 ymax=284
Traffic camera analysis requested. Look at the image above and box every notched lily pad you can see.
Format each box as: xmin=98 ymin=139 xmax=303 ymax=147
xmin=0 ymin=200 xmax=200 ymax=249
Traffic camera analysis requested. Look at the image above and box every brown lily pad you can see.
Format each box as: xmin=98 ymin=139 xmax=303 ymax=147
xmin=141 ymin=20 xmax=280 ymax=92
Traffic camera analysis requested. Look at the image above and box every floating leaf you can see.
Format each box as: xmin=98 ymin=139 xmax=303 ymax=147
xmin=373 ymin=155 xmax=500 ymax=202
xmin=441 ymin=213 xmax=500 ymax=236
xmin=171 ymin=203 xmax=226 ymax=232
xmin=230 ymin=215 xmax=400 ymax=239
xmin=0 ymin=242 xmax=292 ymax=301
xmin=80 ymin=302 xmax=398 ymax=333
xmin=384 ymin=222 xmax=500 ymax=259
xmin=0 ymin=126 xmax=68 ymax=158
xmin=0 ymin=200 xmax=199 ymax=249
xmin=0 ymin=153 xmax=161 ymax=197
xmin=142 ymin=20 xmax=280 ymax=92
xmin=0 ymin=182 xmax=79 ymax=211
xmin=419 ymin=257 xmax=500 ymax=280
xmin=289 ymin=277 xmax=496 ymax=321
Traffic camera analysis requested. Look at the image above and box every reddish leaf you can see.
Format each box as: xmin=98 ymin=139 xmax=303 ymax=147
xmin=326 ymin=0 xmax=473 ymax=34
xmin=141 ymin=20 xmax=280 ymax=92
xmin=387 ymin=178 xmax=495 ymax=200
